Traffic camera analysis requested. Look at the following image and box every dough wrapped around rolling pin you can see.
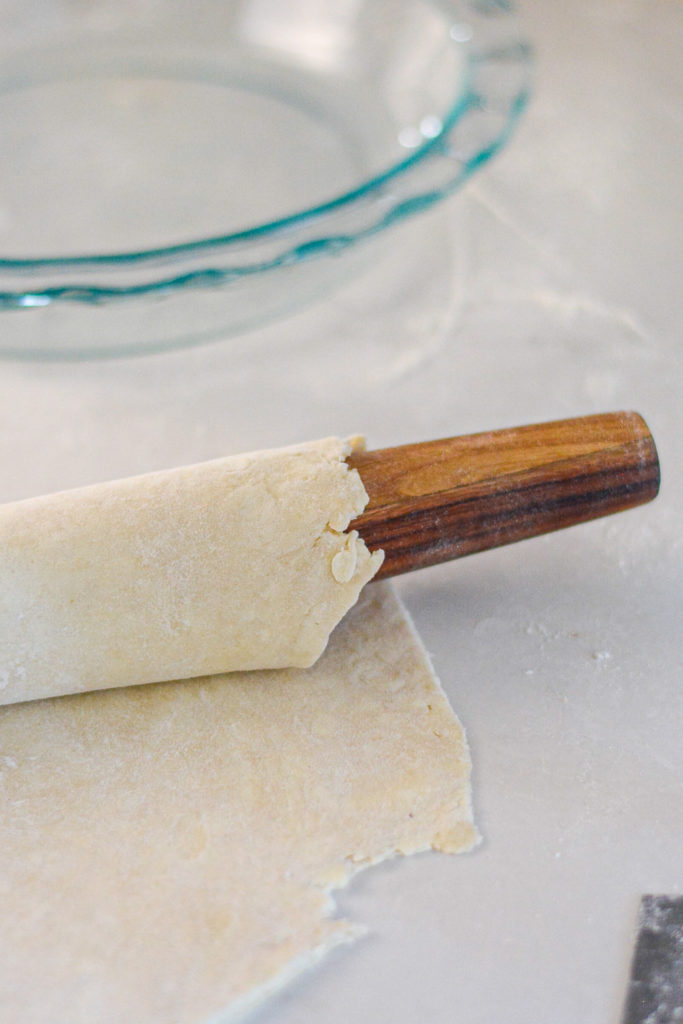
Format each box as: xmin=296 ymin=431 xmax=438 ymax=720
xmin=0 ymin=437 xmax=383 ymax=706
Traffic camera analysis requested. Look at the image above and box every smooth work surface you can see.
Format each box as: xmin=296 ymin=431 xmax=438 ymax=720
xmin=0 ymin=2 xmax=681 ymax=1022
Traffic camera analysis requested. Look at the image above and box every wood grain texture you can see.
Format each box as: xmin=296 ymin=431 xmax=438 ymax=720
xmin=349 ymin=412 xmax=660 ymax=579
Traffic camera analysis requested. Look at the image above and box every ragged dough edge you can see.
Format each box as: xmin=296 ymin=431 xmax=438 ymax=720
xmin=287 ymin=435 xmax=384 ymax=668
xmin=393 ymin=594 xmax=482 ymax=855
xmin=209 ymin=583 xmax=480 ymax=1024
xmin=206 ymin=924 xmax=363 ymax=1024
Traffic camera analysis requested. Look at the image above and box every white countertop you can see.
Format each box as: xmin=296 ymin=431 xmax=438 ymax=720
xmin=1 ymin=2 xmax=681 ymax=1022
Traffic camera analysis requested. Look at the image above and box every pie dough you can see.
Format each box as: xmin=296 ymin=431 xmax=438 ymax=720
xmin=0 ymin=437 xmax=382 ymax=706
xmin=0 ymin=583 xmax=478 ymax=1024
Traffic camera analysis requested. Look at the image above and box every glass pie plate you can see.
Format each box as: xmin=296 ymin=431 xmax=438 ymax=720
xmin=0 ymin=0 xmax=531 ymax=358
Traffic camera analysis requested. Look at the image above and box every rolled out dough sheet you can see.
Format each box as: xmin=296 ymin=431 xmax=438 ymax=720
xmin=0 ymin=436 xmax=382 ymax=706
xmin=0 ymin=583 xmax=478 ymax=1024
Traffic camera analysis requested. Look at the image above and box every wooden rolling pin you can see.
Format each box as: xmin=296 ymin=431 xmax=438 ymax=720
xmin=350 ymin=411 xmax=660 ymax=578
xmin=0 ymin=411 xmax=659 ymax=707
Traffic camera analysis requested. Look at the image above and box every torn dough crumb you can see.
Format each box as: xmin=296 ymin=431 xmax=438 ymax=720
xmin=331 ymin=530 xmax=360 ymax=583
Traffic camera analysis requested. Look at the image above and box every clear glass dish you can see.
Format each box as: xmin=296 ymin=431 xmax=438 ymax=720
xmin=0 ymin=0 xmax=531 ymax=358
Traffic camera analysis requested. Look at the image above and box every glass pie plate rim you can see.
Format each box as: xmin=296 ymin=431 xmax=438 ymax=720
xmin=0 ymin=0 xmax=533 ymax=356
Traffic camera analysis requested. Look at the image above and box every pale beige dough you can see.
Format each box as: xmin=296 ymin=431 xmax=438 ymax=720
xmin=0 ymin=437 xmax=382 ymax=705
xmin=0 ymin=583 xmax=478 ymax=1024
